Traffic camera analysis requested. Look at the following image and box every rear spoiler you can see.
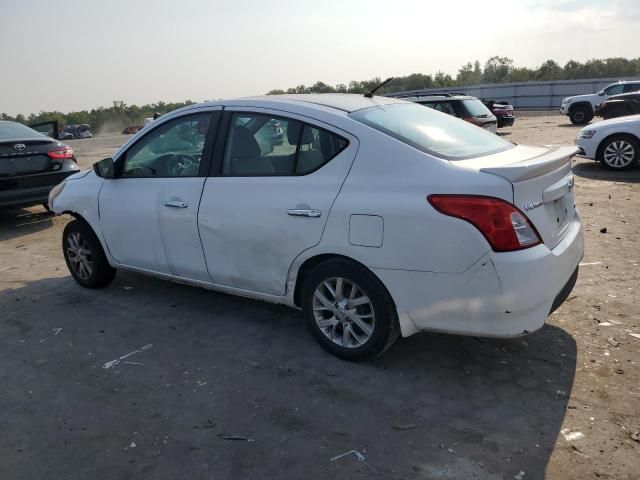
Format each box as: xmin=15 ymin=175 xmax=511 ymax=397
xmin=480 ymin=146 xmax=579 ymax=182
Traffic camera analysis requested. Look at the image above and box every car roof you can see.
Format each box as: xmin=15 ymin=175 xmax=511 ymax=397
xmin=608 ymin=80 xmax=640 ymax=86
xmin=607 ymin=92 xmax=640 ymax=101
xmin=198 ymin=94 xmax=408 ymax=113
xmin=392 ymin=94 xmax=474 ymax=102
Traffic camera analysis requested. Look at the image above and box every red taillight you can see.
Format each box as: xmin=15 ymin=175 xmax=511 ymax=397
xmin=47 ymin=145 xmax=74 ymax=161
xmin=427 ymin=195 xmax=542 ymax=252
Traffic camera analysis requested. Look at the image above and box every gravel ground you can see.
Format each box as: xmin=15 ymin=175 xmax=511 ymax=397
xmin=0 ymin=114 xmax=639 ymax=480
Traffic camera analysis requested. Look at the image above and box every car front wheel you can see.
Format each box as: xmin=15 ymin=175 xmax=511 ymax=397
xmin=63 ymin=219 xmax=116 ymax=288
xmin=301 ymin=259 xmax=399 ymax=361
xmin=569 ymin=106 xmax=593 ymax=125
xmin=598 ymin=135 xmax=639 ymax=170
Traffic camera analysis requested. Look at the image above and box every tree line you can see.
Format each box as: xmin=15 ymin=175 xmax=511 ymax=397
xmin=266 ymin=56 xmax=640 ymax=95
xmin=1 ymin=100 xmax=195 ymax=134
xmin=2 ymin=56 xmax=639 ymax=133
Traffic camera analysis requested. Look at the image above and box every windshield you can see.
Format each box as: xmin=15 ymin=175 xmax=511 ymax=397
xmin=0 ymin=121 xmax=46 ymax=140
xmin=462 ymin=99 xmax=493 ymax=117
xmin=350 ymin=103 xmax=513 ymax=160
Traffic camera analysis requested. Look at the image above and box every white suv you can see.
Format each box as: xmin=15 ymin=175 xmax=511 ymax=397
xmin=560 ymin=81 xmax=640 ymax=125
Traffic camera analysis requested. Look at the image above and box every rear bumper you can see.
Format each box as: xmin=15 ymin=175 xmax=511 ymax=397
xmin=375 ymin=214 xmax=584 ymax=338
xmin=0 ymin=168 xmax=78 ymax=207
xmin=497 ymin=116 xmax=515 ymax=128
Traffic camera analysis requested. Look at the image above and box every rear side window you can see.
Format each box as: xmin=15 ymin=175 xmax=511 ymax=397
xmin=223 ymin=112 xmax=348 ymax=176
xmin=0 ymin=122 xmax=45 ymax=140
xmin=421 ymin=102 xmax=456 ymax=116
xmin=350 ymin=103 xmax=513 ymax=160
xmin=295 ymin=125 xmax=348 ymax=174
xmin=460 ymin=99 xmax=493 ymax=117
xmin=623 ymin=83 xmax=640 ymax=93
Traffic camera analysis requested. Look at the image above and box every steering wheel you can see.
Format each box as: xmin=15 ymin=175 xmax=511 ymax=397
xmin=157 ymin=153 xmax=199 ymax=176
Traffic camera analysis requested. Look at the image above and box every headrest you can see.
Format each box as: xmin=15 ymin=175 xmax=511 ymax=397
xmin=229 ymin=125 xmax=261 ymax=158
xmin=287 ymin=122 xmax=314 ymax=146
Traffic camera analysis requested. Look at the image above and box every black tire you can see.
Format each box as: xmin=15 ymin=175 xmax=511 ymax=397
xmin=62 ymin=219 xmax=116 ymax=288
xmin=569 ymin=106 xmax=593 ymax=125
xmin=301 ymin=258 xmax=399 ymax=361
xmin=598 ymin=134 xmax=640 ymax=170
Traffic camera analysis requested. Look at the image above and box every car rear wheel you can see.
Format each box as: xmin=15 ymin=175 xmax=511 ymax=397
xmin=598 ymin=135 xmax=639 ymax=170
xmin=301 ymin=258 xmax=399 ymax=361
xmin=63 ymin=220 xmax=116 ymax=288
xmin=569 ymin=106 xmax=593 ymax=125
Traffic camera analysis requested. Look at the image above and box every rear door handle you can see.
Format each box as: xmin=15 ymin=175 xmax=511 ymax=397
xmin=287 ymin=208 xmax=322 ymax=218
xmin=164 ymin=201 xmax=189 ymax=208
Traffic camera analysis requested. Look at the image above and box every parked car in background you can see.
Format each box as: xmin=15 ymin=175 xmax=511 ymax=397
xmin=0 ymin=120 xmax=79 ymax=210
xmin=392 ymin=93 xmax=498 ymax=133
xmin=576 ymin=114 xmax=640 ymax=170
xmin=482 ymin=99 xmax=515 ymax=128
xmin=595 ymin=92 xmax=640 ymax=120
xmin=50 ymin=94 xmax=582 ymax=361
xmin=60 ymin=124 xmax=93 ymax=139
xmin=560 ymin=80 xmax=640 ymax=125
xmin=122 ymin=126 xmax=143 ymax=135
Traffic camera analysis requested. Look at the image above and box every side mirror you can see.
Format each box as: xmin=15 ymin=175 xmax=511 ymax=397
xmin=598 ymin=90 xmax=605 ymax=96
xmin=93 ymin=157 xmax=115 ymax=179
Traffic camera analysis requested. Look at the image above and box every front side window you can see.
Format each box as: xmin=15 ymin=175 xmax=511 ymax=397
xmin=121 ymin=113 xmax=211 ymax=178
xmin=423 ymin=102 xmax=456 ymax=116
xmin=350 ymin=103 xmax=513 ymax=160
xmin=604 ymin=84 xmax=624 ymax=96
xmin=223 ymin=113 xmax=348 ymax=175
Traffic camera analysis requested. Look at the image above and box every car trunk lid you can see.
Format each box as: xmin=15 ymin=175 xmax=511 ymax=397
xmin=456 ymin=144 xmax=578 ymax=249
xmin=0 ymin=139 xmax=56 ymax=177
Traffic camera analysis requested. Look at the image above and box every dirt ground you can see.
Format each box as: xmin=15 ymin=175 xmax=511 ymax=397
xmin=0 ymin=114 xmax=638 ymax=480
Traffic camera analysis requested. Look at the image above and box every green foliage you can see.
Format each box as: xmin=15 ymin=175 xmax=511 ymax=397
xmin=2 ymin=100 xmax=195 ymax=134
xmin=3 ymin=57 xmax=640 ymax=130
xmin=265 ymin=56 xmax=640 ymax=96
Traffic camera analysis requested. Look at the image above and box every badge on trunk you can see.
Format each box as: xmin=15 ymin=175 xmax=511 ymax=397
xmin=524 ymin=201 xmax=543 ymax=211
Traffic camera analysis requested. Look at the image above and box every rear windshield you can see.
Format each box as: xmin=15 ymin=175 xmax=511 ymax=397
xmin=461 ymin=99 xmax=493 ymax=117
xmin=0 ymin=122 xmax=46 ymax=141
xmin=350 ymin=103 xmax=513 ymax=160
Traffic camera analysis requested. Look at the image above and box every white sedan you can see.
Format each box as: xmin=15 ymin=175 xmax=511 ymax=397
xmin=50 ymin=94 xmax=583 ymax=360
xmin=575 ymin=114 xmax=640 ymax=170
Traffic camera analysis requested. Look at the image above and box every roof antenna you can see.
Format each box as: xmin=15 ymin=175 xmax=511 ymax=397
xmin=364 ymin=77 xmax=394 ymax=98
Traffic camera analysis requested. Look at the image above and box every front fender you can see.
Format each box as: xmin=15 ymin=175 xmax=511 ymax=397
xmin=52 ymin=171 xmax=116 ymax=267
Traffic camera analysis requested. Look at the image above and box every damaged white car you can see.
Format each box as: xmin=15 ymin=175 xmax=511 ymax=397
xmin=50 ymin=94 xmax=583 ymax=360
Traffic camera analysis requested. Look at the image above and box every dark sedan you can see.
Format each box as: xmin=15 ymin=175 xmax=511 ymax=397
xmin=595 ymin=92 xmax=640 ymax=120
xmin=483 ymin=100 xmax=515 ymax=128
xmin=0 ymin=121 xmax=80 ymax=210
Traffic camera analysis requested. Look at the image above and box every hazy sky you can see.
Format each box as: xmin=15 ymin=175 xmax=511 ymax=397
xmin=1 ymin=0 xmax=638 ymax=115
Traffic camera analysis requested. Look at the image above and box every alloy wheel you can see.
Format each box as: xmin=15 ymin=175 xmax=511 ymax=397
xmin=603 ymin=140 xmax=635 ymax=168
xmin=66 ymin=231 xmax=93 ymax=280
xmin=572 ymin=110 xmax=585 ymax=123
xmin=312 ymin=277 xmax=375 ymax=348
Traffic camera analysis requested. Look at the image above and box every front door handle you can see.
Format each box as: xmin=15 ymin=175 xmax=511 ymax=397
xmin=287 ymin=208 xmax=322 ymax=218
xmin=164 ymin=201 xmax=189 ymax=208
